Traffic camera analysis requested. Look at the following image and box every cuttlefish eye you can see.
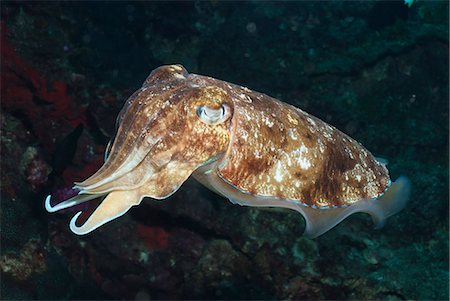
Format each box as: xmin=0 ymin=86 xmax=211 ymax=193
xmin=196 ymin=104 xmax=231 ymax=125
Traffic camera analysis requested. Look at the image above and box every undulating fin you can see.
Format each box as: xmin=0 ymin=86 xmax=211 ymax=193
xmin=194 ymin=163 xmax=410 ymax=238
xmin=363 ymin=175 xmax=411 ymax=227
xmin=299 ymin=176 xmax=410 ymax=238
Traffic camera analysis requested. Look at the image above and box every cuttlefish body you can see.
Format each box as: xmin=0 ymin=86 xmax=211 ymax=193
xmin=45 ymin=65 xmax=410 ymax=238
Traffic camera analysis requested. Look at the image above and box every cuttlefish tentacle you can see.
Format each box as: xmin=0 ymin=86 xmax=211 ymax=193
xmin=45 ymin=193 xmax=103 ymax=213
xmin=69 ymin=189 xmax=142 ymax=235
xmin=53 ymin=161 xmax=200 ymax=234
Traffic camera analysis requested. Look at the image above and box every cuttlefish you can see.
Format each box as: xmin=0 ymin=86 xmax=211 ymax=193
xmin=45 ymin=65 xmax=410 ymax=238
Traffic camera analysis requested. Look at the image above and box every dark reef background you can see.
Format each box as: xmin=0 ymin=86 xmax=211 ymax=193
xmin=1 ymin=1 xmax=448 ymax=300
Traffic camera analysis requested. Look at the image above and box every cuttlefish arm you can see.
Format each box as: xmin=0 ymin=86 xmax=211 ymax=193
xmin=45 ymin=193 xmax=100 ymax=213
xmin=69 ymin=190 xmax=141 ymax=235
xmin=45 ymin=65 xmax=210 ymax=235
xmin=46 ymin=161 xmax=198 ymax=234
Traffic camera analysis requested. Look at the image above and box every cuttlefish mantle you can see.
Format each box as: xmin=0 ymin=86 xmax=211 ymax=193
xmin=45 ymin=64 xmax=411 ymax=238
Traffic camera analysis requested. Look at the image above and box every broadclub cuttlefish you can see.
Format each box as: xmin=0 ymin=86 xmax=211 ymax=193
xmin=45 ymin=65 xmax=410 ymax=238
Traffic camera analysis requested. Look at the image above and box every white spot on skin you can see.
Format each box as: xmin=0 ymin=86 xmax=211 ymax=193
xmin=292 ymin=143 xmax=311 ymax=169
xmin=286 ymin=156 xmax=292 ymax=167
xmin=286 ymin=113 xmax=297 ymax=125
xmin=160 ymin=100 xmax=171 ymax=110
xmin=344 ymin=146 xmax=355 ymax=159
xmin=274 ymin=161 xmax=284 ymax=182
xmin=264 ymin=116 xmax=274 ymax=128
xmin=240 ymin=130 xmax=249 ymax=141
xmin=146 ymin=135 xmax=159 ymax=145
xmin=238 ymin=93 xmax=252 ymax=103
xmin=288 ymin=128 xmax=298 ymax=140
xmin=307 ymin=117 xmax=316 ymax=126
xmin=173 ymin=73 xmax=185 ymax=79
xmin=318 ymin=139 xmax=325 ymax=153
xmin=298 ymin=156 xmax=311 ymax=170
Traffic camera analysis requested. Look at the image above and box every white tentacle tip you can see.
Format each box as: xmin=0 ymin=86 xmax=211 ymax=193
xmin=45 ymin=195 xmax=57 ymax=212
xmin=69 ymin=211 xmax=87 ymax=235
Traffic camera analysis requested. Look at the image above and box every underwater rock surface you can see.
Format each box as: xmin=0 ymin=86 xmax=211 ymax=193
xmin=1 ymin=1 xmax=448 ymax=300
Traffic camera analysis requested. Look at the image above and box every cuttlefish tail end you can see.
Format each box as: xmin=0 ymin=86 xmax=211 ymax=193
xmin=45 ymin=190 xmax=142 ymax=235
xmin=300 ymin=176 xmax=411 ymax=239
xmin=369 ymin=176 xmax=411 ymax=229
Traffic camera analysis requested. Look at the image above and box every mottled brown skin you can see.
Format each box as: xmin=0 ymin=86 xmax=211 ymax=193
xmin=185 ymin=70 xmax=390 ymax=208
xmin=75 ymin=65 xmax=233 ymax=196
xmin=46 ymin=64 xmax=396 ymax=236
xmin=78 ymin=64 xmax=389 ymax=207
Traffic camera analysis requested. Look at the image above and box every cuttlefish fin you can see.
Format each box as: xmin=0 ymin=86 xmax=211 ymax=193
xmin=366 ymin=175 xmax=411 ymax=227
xmin=299 ymin=176 xmax=411 ymax=238
xmin=195 ymin=164 xmax=410 ymax=238
xmin=70 ymin=190 xmax=142 ymax=235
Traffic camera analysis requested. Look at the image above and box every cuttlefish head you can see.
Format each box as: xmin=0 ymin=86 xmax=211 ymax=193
xmin=45 ymin=65 xmax=233 ymax=234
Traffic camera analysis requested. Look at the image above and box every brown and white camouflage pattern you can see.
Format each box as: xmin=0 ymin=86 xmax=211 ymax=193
xmin=45 ymin=65 xmax=409 ymax=237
